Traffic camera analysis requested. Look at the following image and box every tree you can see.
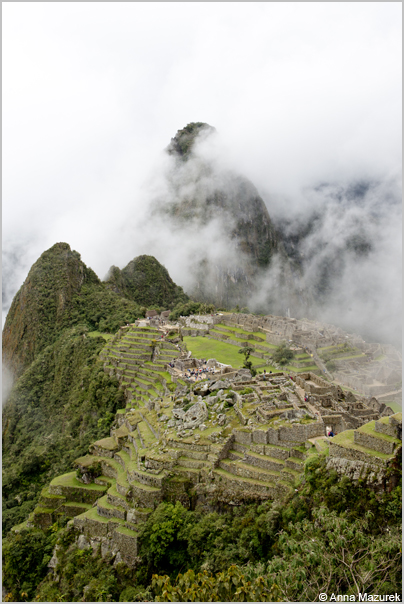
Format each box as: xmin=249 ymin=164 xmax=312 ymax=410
xmin=271 ymin=342 xmax=294 ymax=366
xmin=152 ymin=566 xmax=281 ymax=602
xmin=238 ymin=346 xmax=256 ymax=377
xmin=265 ymin=507 xmax=402 ymax=601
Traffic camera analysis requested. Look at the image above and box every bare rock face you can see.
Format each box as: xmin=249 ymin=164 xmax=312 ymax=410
xmin=183 ymin=401 xmax=208 ymax=428
xmin=151 ymin=122 xmax=299 ymax=313
xmin=209 ymin=380 xmax=228 ymax=392
xmin=217 ymin=413 xmax=227 ymax=426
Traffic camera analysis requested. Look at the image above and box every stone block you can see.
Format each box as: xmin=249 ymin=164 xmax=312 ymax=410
xmin=354 ymin=431 xmax=398 ymax=455
xmin=374 ymin=420 xmax=399 ymax=439
xmin=267 ymin=428 xmax=279 ymax=445
xmin=264 ymin=445 xmax=289 ymax=460
xmin=233 ymin=430 xmax=252 ymax=445
xmin=252 ymin=430 xmax=268 ymax=444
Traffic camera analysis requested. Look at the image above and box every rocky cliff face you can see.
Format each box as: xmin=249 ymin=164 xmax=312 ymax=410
xmin=2 ymin=243 xmax=100 ymax=377
xmin=104 ymin=255 xmax=189 ymax=308
xmin=153 ymin=122 xmax=302 ymax=311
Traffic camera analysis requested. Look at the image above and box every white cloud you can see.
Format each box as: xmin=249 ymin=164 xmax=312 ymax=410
xmin=2 ymin=2 xmax=401 ymax=345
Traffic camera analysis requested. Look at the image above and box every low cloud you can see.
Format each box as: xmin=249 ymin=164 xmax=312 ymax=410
xmin=2 ymin=3 xmax=401 ymax=347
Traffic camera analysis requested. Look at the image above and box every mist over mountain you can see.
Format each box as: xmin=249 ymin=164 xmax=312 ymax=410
xmin=147 ymin=123 xmax=301 ymax=313
xmin=118 ymin=122 xmax=401 ymax=346
xmin=2 ymin=123 xmax=401 ymax=348
xmin=271 ymin=177 xmax=402 ymax=346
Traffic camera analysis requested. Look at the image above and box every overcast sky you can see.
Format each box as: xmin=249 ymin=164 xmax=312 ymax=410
xmin=3 ymin=2 xmax=402 ymax=340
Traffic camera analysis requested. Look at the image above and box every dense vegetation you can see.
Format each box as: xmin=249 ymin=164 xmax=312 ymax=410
xmin=3 ymin=454 xmax=401 ymax=602
xmin=2 ymin=243 xmax=145 ymax=376
xmin=105 ymin=255 xmax=189 ymax=310
xmin=2 ymin=326 xmax=126 ymax=536
xmin=2 ymin=241 xmax=402 ymax=601
xmin=1 ymin=242 xmax=216 ymax=541
xmin=169 ymin=301 xmax=215 ymax=322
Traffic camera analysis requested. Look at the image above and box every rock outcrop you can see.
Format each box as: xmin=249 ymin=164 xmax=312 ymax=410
xmin=153 ymin=122 xmax=301 ymax=312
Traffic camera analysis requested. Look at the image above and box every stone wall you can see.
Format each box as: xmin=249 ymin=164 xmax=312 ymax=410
xmin=74 ymin=515 xmax=109 ymax=538
xmin=328 ymin=442 xmax=387 ymax=468
xmin=181 ymin=328 xmax=210 ymax=337
xmin=278 ymin=421 xmax=324 ymax=443
xmin=252 ymin=429 xmax=268 ymax=444
xmin=212 ymin=472 xmax=278 ymax=500
xmin=233 ymin=429 xmax=252 ymax=445
xmin=130 ymin=483 xmax=162 ymax=508
xmin=111 ymin=529 xmax=138 ymax=566
xmin=326 ymin=456 xmax=386 ymax=486
xmin=216 ymin=434 xmax=235 ymax=461
xmin=167 ymin=439 xmax=211 ymax=453
xmin=353 ymin=431 xmax=398 ymax=455
xmin=234 ymin=405 xmax=248 ymax=426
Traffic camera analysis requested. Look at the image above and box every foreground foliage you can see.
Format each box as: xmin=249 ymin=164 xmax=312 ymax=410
xmin=3 ymin=456 xmax=401 ymax=602
xmin=152 ymin=566 xmax=281 ymax=602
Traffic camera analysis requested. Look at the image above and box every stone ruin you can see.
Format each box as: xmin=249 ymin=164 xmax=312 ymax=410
xmin=26 ymin=323 xmax=401 ymax=569
xmin=178 ymin=312 xmax=402 ymax=405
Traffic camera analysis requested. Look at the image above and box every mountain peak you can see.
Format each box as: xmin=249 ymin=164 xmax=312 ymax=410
xmin=2 ymin=243 xmax=99 ymax=376
xmin=104 ymin=254 xmax=189 ymax=308
xmin=166 ymin=122 xmax=216 ymax=160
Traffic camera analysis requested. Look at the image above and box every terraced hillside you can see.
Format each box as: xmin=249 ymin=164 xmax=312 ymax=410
xmin=184 ymin=321 xmax=319 ymax=373
xmin=100 ymin=326 xmax=186 ymax=406
xmin=23 ymin=320 xmax=401 ymax=569
xmin=25 ymin=372 xmax=319 ymax=564
xmin=327 ymin=412 xmax=402 ymax=484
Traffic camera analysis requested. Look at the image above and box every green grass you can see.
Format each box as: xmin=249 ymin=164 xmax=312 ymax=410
xmin=94 ymin=437 xmax=118 ymax=451
xmin=213 ymin=467 xmax=276 ymax=488
xmin=115 ymin=525 xmax=138 ymax=537
xmin=159 ymin=371 xmax=175 ymax=383
xmin=211 ymin=326 xmax=277 ymax=349
xmin=216 ymin=324 xmax=265 ymax=339
xmin=137 ymin=421 xmax=157 ymax=446
xmin=63 ymin=501 xmax=92 ymax=510
xmin=78 ymin=506 xmax=109 ymax=523
xmin=331 ymin=430 xmax=393 ymax=459
xmin=183 ymin=336 xmax=278 ymax=371
xmin=50 ymin=472 xmax=107 ymax=490
xmin=286 ymin=364 xmax=318 ymax=373
xmin=358 ymin=420 xmax=401 ymax=443
xmin=97 ymin=495 xmax=126 ymax=513
xmin=88 ymin=331 xmax=113 ymax=341
xmin=386 ymin=402 xmax=402 ymax=413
